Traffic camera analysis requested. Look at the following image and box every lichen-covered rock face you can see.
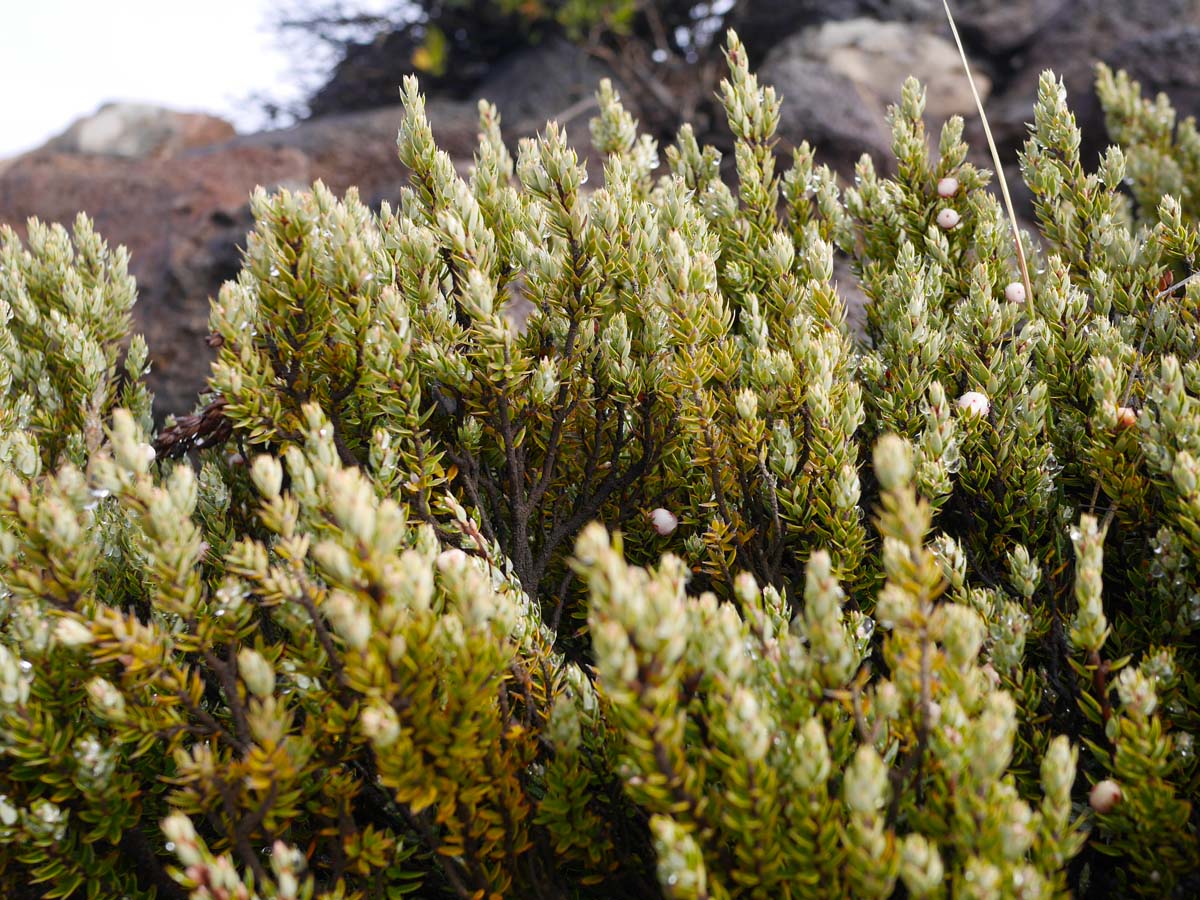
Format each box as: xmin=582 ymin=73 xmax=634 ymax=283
xmin=3 ymin=26 xmax=1200 ymax=900
xmin=42 ymin=103 xmax=236 ymax=159
xmin=758 ymin=15 xmax=998 ymax=178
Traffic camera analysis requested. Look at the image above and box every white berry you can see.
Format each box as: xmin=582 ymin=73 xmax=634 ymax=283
xmin=937 ymin=208 xmax=961 ymax=229
xmin=1089 ymin=779 xmax=1122 ymax=814
xmin=650 ymin=508 xmax=678 ymax=536
xmin=937 ymin=176 xmax=959 ymax=197
xmin=958 ymin=391 xmax=989 ymax=418
xmin=1004 ymin=281 xmax=1026 ymax=304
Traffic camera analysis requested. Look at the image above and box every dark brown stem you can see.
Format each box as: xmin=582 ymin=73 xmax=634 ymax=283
xmin=445 ymin=449 xmax=499 ymax=547
xmin=216 ymin=777 xmax=270 ymax=885
xmin=1089 ymin=649 xmax=1115 ymax=734
xmin=528 ymin=316 xmax=583 ymax=511
xmin=233 ymin=778 xmax=279 ymax=856
xmin=204 ymin=647 xmax=253 ymax=750
xmin=549 ymin=568 xmax=573 ymax=636
xmin=732 ymin=456 xmax=772 ymax=583
xmin=888 ymin=625 xmax=933 ymax=824
xmin=403 ymin=807 xmax=474 ymax=900
xmin=331 ymin=793 xmax=354 ymax=885
xmin=530 ymin=396 xmax=661 ymax=591
xmin=495 ymin=386 xmax=532 ymax=583
xmin=176 ymin=679 xmax=244 ymax=753
xmin=758 ymin=457 xmax=786 ymax=582
xmin=326 ymin=403 xmax=362 ymax=468
xmin=454 ymin=798 xmax=490 ymax=894
xmin=120 ymin=828 xmax=190 ymax=900
xmin=296 ymin=578 xmax=353 ymax=704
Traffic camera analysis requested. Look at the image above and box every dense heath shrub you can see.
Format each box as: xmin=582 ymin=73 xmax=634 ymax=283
xmin=2 ymin=31 xmax=1199 ymax=900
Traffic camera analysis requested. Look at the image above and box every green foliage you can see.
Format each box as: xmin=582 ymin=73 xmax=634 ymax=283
xmin=2 ymin=31 xmax=1199 ymax=899
xmin=0 ymin=215 xmax=151 ymax=476
xmin=1096 ymin=63 xmax=1200 ymax=225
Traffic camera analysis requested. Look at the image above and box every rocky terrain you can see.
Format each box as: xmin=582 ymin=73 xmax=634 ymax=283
xmin=1 ymin=0 xmax=1197 ymax=420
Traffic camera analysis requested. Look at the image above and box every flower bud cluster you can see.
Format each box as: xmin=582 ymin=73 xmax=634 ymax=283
xmin=1069 ymin=515 xmax=1109 ymax=653
xmin=0 ymin=645 xmax=30 ymax=708
xmin=801 ymin=550 xmax=856 ymax=687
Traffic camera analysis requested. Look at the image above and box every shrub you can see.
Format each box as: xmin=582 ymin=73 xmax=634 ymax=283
xmin=1 ymin=31 xmax=1198 ymax=899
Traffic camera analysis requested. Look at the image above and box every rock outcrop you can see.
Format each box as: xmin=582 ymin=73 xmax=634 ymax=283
xmin=42 ymin=103 xmax=236 ymax=160
xmin=762 ymin=18 xmax=991 ymax=174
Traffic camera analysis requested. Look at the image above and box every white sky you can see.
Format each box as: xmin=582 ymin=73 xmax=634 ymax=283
xmin=0 ymin=1 xmax=348 ymax=157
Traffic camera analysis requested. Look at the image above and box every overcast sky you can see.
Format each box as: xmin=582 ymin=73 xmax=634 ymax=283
xmin=0 ymin=1 xmax=362 ymax=157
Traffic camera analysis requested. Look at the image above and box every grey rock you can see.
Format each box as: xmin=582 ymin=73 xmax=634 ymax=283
xmin=1107 ymin=27 xmax=1200 ymax=121
xmin=980 ymin=0 xmax=1200 ymax=177
xmin=470 ymin=36 xmax=635 ymax=181
xmin=763 ymin=19 xmax=991 ymax=173
xmin=762 ymin=56 xmax=894 ymax=174
xmin=789 ymin=19 xmax=991 ymax=122
xmin=835 ymin=256 xmax=870 ymax=343
xmin=952 ymin=0 xmax=1070 ymax=56
xmin=43 ymin=103 xmax=234 ymax=159
xmin=471 ymin=37 xmax=621 ymax=133
xmin=735 ymin=0 xmax=949 ymax=60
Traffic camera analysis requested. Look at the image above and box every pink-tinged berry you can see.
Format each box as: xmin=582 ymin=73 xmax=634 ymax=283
xmin=937 ymin=208 xmax=961 ymax=229
xmin=958 ymin=391 xmax=989 ymax=418
xmin=937 ymin=176 xmax=959 ymax=197
xmin=650 ymin=508 xmax=678 ymax=536
xmin=1089 ymin=779 xmax=1122 ymax=813
xmin=1004 ymin=281 xmax=1026 ymax=304
xmin=1115 ymin=406 xmax=1138 ymax=429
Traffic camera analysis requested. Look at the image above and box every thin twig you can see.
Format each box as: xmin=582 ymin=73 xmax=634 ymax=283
xmin=216 ymin=777 xmax=269 ymax=885
xmin=510 ymin=95 xmax=599 ymax=137
xmin=295 ymin=578 xmax=353 ymax=702
xmin=888 ymin=622 xmax=933 ymax=823
xmin=203 ymin=648 xmax=253 ymax=750
xmin=942 ymin=0 xmax=1034 ymax=318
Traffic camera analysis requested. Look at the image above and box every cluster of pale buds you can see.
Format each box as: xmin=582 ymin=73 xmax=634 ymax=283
xmin=436 ymin=547 xmax=468 ymax=571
